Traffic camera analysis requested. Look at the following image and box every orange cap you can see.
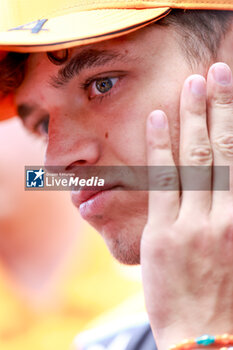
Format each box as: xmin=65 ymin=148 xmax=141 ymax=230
xmin=0 ymin=0 xmax=232 ymax=120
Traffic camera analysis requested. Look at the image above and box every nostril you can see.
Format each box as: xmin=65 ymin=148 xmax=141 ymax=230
xmin=66 ymin=160 xmax=86 ymax=171
xmin=78 ymin=160 xmax=86 ymax=165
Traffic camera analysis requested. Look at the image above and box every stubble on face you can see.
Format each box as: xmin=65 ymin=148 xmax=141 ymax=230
xmin=15 ymin=24 xmax=193 ymax=265
xmin=91 ymin=191 xmax=149 ymax=265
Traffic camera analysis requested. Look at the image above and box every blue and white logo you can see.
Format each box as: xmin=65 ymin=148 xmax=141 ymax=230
xmin=26 ymin=168 xmax=45 ymax=188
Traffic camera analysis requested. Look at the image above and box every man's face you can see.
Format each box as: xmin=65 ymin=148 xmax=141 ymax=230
xmin=15 ymin=24 xmax=203 ymax=264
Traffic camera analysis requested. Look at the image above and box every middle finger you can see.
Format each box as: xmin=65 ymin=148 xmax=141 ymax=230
xmin=179 ymin=74 xmax=212 ymax=220
xmin=207 ymin=63 xmax=233 ymax=212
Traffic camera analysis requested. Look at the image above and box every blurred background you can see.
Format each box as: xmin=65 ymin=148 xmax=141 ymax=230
xmin=0 ymin=118 xmax=143 ymax=350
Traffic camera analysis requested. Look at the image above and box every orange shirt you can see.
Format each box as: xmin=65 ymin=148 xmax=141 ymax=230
xmin=0 ymin=226 xmax=142 ymax=350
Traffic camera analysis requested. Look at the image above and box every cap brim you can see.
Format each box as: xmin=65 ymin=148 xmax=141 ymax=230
xmin=0 ymin=8 xmax=170 ymax=53
xmin=0 ymin=7 xmax=170 ymax=121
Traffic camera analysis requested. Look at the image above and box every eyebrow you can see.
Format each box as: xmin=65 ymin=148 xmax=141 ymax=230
xmin=49 ymin=49 xmax=126 ymax=88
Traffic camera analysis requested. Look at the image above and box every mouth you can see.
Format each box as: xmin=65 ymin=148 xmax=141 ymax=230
xmin=71 ymin=184 xmax=119 ymax=207
xmin=71 ymin=184 xmax=121 ymax=219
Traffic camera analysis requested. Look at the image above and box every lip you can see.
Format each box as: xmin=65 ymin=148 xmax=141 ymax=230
xmin=71 ymin=184 xmax=120 ymax=219
xmin=71 ymin=184 xmax=118 ymax=208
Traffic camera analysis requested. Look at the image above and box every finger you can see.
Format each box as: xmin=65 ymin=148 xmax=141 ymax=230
xmin=146 ymin=110 xmax=179 ymax=228
xmin=179 ymin=75 xmax=212 ymax=219
xmin=207 ymin=63 xmax=233 ymax=211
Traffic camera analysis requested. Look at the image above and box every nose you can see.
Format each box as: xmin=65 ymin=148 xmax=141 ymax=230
xmin=44 ymin=115 xmax=101 ymax=171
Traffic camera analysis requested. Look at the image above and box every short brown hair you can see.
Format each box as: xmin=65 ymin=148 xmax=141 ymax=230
xmin=0 ymin=52 xmax=29 ymax=97
xmin=157 ymin=10 xmax=233 ymax=66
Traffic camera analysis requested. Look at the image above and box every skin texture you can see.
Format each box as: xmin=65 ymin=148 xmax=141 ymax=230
xmin=14 ymin=21 xmax=233 ymax=348
xmin=15 ymin=24 xmax=197 ymax=264
xmin=141 ymin=63 xmax=233 ymax=348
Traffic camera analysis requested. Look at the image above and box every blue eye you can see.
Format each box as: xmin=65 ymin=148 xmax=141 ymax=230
xmin=96 ymin=78 xmax=113 ymax=93
xmin=90 ymin=77 xmax=118 ymax=98
xmin=36 ymin=116 xmax=49 ymax=135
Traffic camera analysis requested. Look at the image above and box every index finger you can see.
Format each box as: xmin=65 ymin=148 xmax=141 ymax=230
xmin=146 ymin=110 xmax=180 ymax=228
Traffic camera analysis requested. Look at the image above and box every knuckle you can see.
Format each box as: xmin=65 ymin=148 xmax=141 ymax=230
xmin=211 ymin=95 xmax=233 ymax=107
xmin=148 ymin=138 xmax=170 ymax=150
xmin=213 ymin=133 xmax=233 ymax=157
xmin=188 ymin=145 xmax=212 ymax=165
xmin=186 ymin=104 xmax=205 ymax=116
xmin=153 ymin=168 xmax=178 ymax=190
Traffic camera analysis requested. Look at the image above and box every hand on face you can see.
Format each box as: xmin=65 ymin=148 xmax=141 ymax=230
xmin=141 ymin=62 xmax=233 ymax=350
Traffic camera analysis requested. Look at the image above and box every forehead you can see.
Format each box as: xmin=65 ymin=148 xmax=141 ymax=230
xmin=21 ymin=23 xmax=169 ymax=77
xmin=15 ymin=23 xmax=176 ymax=116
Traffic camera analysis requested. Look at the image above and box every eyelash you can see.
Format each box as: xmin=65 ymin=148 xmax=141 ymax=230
xmin=32 ymin=117 xmax=49 ymax=137
xmin=82 ymin=76 xmax=121 ymax=102
xmin=32 ymin=75 xmax=122 ymax=136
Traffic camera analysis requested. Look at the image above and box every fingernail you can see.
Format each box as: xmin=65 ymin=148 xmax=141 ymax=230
xmin=212 ymin=63 xmax=232 ymax=86
xmin=150 ymin=111 xmax=166 ymax=129
xmin=190 ymin=75 xmax=206 ymax=97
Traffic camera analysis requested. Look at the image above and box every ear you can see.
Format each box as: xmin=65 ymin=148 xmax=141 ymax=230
xmin=217 ymin=18 xmax=233 ymax=70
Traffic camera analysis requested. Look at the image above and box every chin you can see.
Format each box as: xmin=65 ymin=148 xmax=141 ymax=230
xmin=82 ymin=190 xmax=148 ymax=264
xmin=97 ymin=212 xmax=147 ymax=265
xmin=104 ymin=232 xmax=141 ymax=265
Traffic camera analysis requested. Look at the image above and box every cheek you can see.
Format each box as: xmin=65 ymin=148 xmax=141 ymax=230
xmin=86 ymin=78 xmax=181 ymax=166
xmin=100 ymin=82 xmax=181 ymax=165
xmin=94 ymin=97 xmax=149 ymax=165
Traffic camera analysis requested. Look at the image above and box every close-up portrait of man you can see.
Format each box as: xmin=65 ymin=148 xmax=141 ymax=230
xmin=0 ymin=0 xmax=233 ymax=349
